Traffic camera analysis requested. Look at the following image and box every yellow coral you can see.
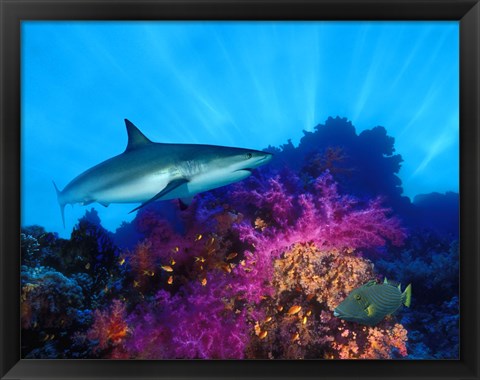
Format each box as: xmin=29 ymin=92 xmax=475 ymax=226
xmin=273 ymin=243 xmax=375 ymax=310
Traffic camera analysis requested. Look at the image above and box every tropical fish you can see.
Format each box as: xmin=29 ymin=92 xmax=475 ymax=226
xmin=53 ymin=119 xmax=273 ymax=226
xmin=287 ymin=305 xmax=302 ymax=315
xmin=333 ymin=278 xmax=412 ymax=326
xmin=226 ymin=252 xmax=238 ymax=260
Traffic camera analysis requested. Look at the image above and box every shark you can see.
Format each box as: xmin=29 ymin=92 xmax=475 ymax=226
xmin=53 ymin=119 xmax=273 ymax=226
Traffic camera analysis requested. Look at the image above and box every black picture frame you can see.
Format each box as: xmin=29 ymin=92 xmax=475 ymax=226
xmin=1 ymin=0 xmax=479 ymax=379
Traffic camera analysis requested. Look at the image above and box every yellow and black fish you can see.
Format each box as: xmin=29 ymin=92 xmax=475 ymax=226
xmin=333 ymin=278 xmax=412 ymax=326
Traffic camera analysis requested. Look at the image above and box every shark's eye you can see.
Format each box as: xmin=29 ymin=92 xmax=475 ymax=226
xmin=245 ymin=153 xmax=252 ymax=159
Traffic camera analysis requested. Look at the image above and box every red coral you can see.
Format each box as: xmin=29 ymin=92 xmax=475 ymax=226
xmin=87 ymin=300 xmax=129 ymax=352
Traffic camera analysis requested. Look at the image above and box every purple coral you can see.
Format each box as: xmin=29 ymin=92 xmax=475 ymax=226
xmin=124 ymin=276 xmax=251 ymax=359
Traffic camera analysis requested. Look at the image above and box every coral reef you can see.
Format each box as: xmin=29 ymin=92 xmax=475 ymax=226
xmin=20 ymin=117 xmax=459 ymax=360
xmin=245 ymin=243 xmax=408 ymax=359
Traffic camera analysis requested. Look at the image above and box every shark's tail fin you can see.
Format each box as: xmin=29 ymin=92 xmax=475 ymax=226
xmin=52 ymin=181 xmax=66 ymax=228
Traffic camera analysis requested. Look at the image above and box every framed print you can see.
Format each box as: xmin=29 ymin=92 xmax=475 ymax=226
xmin=1 ymin=0 xmax=479 ymax=379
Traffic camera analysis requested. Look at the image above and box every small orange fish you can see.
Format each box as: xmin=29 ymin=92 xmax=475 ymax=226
xmin=194 ymin=256 xmax=205 ymax=263
xmin=133 ymin=280 xmax=140 ymax=288
xmin=170 ymin=258 xmax=176 ymax=266
xmin=119 ymin=258 xmax=125 ymax=266
xmin=226 ymin=252 xmax=238 ymax=260
xmin=306 ymin=294 xmax=315 ymax=301
xmin=264 ymin=316 xmax=272 ymax=323
xmin=254 ymin=321 xmax=262 ymax=336
xmin=220 ymin=263 xmax=231 ymax=273
xmin=302 ymin=316 xmax=307 ymax=325
xmin=161 ymin=265 xmax=173 ymax=273
xmin=201 ymin=278 xmax=207 ymax=286
xmin=306 ymin=310 xmax=312 ymax=317
xmin=287 ymin=305 xmax=302 ymax=315
xmin=173 ymin=246 xmax=179 ymax=253
xmin=195 ymin=234 xmax=203 ymax=241
xmin=259 ymin=331 xmax=268 ymax=339
xmin=85 ymin=263 xmax=91 ymax=270
xmin=277 ymin=305 xmax=284 ymax=312
xmin=291 ymin=332 xmax=300 ymax=342
xmin=167 ymin=276 xmax=173 ymax=285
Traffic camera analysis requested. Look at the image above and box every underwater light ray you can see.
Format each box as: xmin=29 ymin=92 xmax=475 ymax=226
xmin=234 ymin=25 xmax=287 ymax=131
xmin=349 ymin=24 xmax=409 ymax=127
xmin=303 ymin=24 xmax=322 ymax=133
xmin=210 ymin=25 xmax=267 ymax=131
xmin=350 ymin=25 xmax=388 ymax=124
xmin=388 ymin=27 xmax=430 ymax=92
xmin=408 ymin=115 xmax=457 ymax=179
xmin=399 ymin=68 xmax=456 ymax=138
xmin=137 ymin=23 xmax=242 ymax=145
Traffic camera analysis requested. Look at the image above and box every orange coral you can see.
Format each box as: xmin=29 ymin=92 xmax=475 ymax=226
xmin=87 ymin=300 xmax=129 ymax=352
xmin=273 ymin=243 xmax=375 ymax=310
xmin=246 ymin=242 xmax=407 ymax=359
xmin=127 ymin=241 xmax=157 ymax=287
xmin=359 ymin=323 xmax=408 ymax=359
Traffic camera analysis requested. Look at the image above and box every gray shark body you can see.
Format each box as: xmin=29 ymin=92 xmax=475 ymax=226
xmin=54 ymin=119 xmax=272 ymax=225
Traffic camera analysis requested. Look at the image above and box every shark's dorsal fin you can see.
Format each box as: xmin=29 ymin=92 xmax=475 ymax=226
xmin=124 ymin=119 xmax=153 ymax=151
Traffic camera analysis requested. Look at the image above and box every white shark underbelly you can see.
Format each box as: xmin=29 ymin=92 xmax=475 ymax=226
xmin=92 ymin=175 xmax=171 ymax=204
xmin=91 ymin=168 xmax=251 ymax=205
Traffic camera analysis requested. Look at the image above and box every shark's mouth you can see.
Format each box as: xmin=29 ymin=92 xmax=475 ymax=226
xmin=235 ymin=168 xmax=253 ymax=173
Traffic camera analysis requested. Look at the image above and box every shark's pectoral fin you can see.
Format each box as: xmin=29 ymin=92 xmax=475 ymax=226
xmin=179 ymin=196 xmax=194 ymax=211
xmin=99 ymin=201 xmax=110 ymax=208
xmin=82 ymin=200 xmax=94 ymax=206
xmin=129 ymin=178 xmax=189 ymax=214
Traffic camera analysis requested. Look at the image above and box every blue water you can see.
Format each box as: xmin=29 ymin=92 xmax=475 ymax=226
xmin=21 ymin=21 xmax=459 ymax=237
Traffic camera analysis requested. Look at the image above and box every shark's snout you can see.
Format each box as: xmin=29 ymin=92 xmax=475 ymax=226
xmin=262 ymin=152 xmax=273 ymax=162
xmin=250 ymin=151 xmax=273 ymax=168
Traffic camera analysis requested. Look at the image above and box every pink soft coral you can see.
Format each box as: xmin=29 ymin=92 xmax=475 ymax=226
xmin=124 ymin=276 xmax=252 ymax=359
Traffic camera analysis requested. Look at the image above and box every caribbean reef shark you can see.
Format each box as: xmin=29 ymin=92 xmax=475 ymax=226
xmin=53 ymin=119 xmax=273 ymax=226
